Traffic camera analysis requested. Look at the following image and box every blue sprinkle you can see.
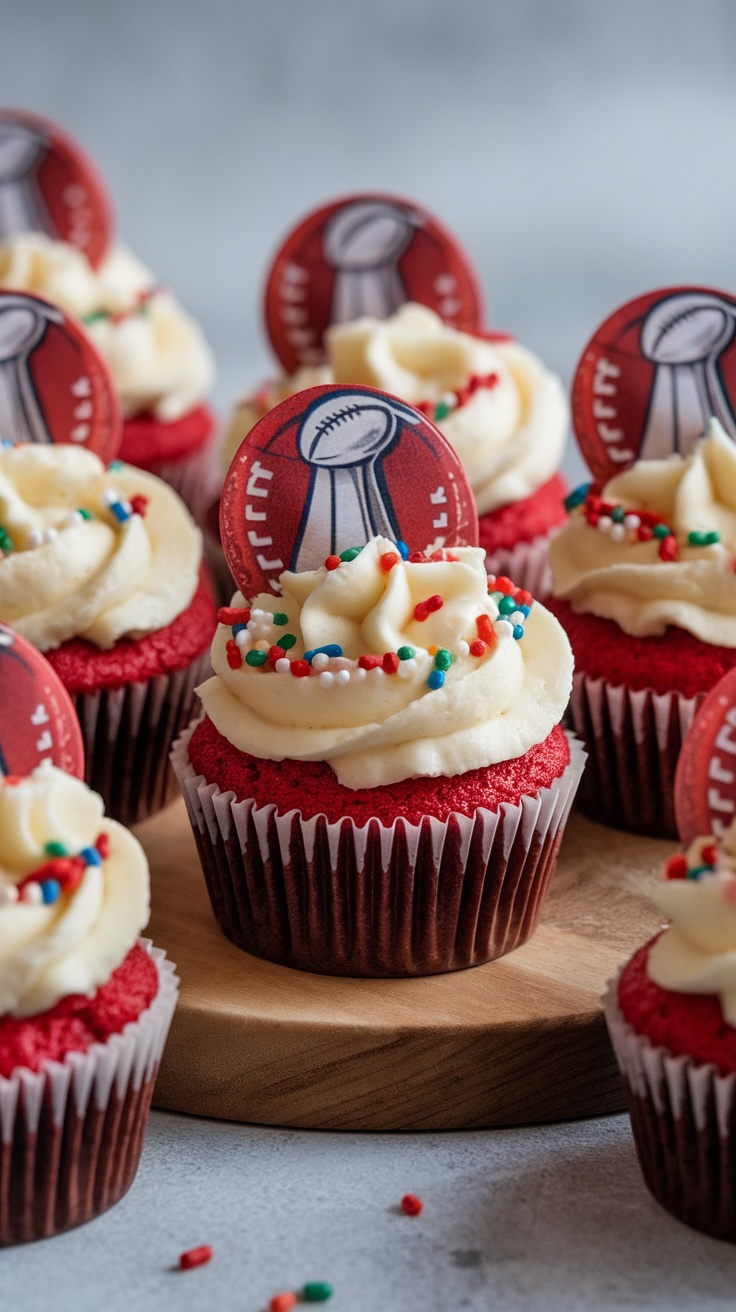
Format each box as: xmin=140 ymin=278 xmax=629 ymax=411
xmin=396 ymin=540 xmax=409 ymax=560
xmin=40 ymin=879 xmax=61 ymax=905
xmin=563 ymin=482 xmax=591 ymax=513
xmin=427 ymin=669 xmax=445 ymax=690
xmin=108 ymin=459 xmax=124 ymax=471
xmin=0 ymin=439 xmax=13 ymax=449
xmin=303 ymin=644 xmax=343 ymax=662
xmin=517 ymin=604 xmax=530 ymax=618
xmin=512 ymin=624 xmax=525 ymax=640
xmin=109 ymin=500 xmax=131 ymax=523
xmin=81 ymin=846 xmax=102 ymax=867
xmin=231 ymin=623 xmax=247 ymax=637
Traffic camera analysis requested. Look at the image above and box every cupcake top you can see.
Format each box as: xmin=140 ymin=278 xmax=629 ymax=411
xmin=198 ymin=536 xmax=573 ymax=789
xmin=0 ymin=761 xmax=149 ymax=1018
xmin=550 ymin=419 xmax=736 ymax=645
xmin=0 ymin=232 xmax=214 ymax=423
xmin=0 ymin=443 xmax=202 ymax=651
xmin=223 ymin=303 xmax=568 ymax=515
xmin=649 ymin=821 xmax=736 ymax=1025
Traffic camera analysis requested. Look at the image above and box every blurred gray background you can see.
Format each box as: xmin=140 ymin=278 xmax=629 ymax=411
xmin=4 ymin=0 xmax=736 ymax=484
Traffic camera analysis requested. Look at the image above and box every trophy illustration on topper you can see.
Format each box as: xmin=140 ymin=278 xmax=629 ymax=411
xmin=0 ymin=116 xmax=52 ymax=241
xmin=0 ymin=294 xmax=63 ymax=445
xmin=322 ymin=198 xmax=423 ymax=326
xmin=288 ymin=389 xmax=421 ymax=571
xmin=639 ymin=290 xmax=736 ymax=459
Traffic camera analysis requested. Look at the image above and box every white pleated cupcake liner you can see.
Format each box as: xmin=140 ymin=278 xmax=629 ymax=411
xmin=142 ymin=441 xmax=221 ymax=528
xmin=0 ymin=942 xmax=179 ymax=1246
xmin=71 ymin=648 xmax=212 ymax=827
xmin=172 ymin=726 xmax=586 ymax=977
xmin=604 ymin=975 xmax=736 ymax=1241
xmin=568 ymin=671 xmax=701 ymax=839
xmin=482 ymin=524 xmax=561 ymax=600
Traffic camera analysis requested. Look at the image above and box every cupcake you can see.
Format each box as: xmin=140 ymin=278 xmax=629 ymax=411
xmin=547 ymin=419 xmax=736 ymax=838
xmin=172 ymin=535 xmax=584 ymax=977
xmin=605 ymin=821 xmax=736 ymax=1241
xmin=0 ymin=760 xmax=178 ymax=1245
xmin=0 ymin=230 xmax=217 ymax=521
xmin=221 ymin=304 xmax=568 ymax=597
xmin=0 ymin=443 xmax=216 ymax=825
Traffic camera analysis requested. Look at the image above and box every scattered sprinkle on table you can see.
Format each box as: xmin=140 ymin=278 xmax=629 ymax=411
xmin=178 ymin=1244 xmax=213 ymax=1270
xmin=401 ymin=1193 xmax=424 ymax=1216
xmin=269 ymin=1294 xmax=298 ymax=1312
xmin=302 ymin=1282 xmax=333 ymax=1302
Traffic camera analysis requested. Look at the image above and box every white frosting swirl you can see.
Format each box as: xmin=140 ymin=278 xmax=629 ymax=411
xmin=223 ymin=304 xmax=568 ymax=514
xmin=0 ymin=762 xmax=149 ymax=1018
xmin=550 ymin=420 xmax=736 ymax=645
xmin=0 ymin=232 xmax=214 ymax=421
xmin=198 ymin=536 xmax=573 ymax=788
xmin=0 ymin=444 xmax=202 ymax=651
xmin=649 ymin=823 xmax=736 ymax=1024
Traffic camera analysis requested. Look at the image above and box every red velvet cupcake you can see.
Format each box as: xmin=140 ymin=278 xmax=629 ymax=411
xmin=173 ymin=537 xmax=584 ymax=976
xmin=605 ymin=828 xmax=736 ymax=1241
xmin=549 ymin=421 xmax=736 ymax=838
xmin=0 ymin=444 xmax=216 ymax=825
xmin=0 ymin=763 xmax=178 ymax=1245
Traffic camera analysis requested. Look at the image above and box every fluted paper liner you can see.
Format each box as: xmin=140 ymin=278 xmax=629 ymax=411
xmin=0 ymin=942 xmax=179 ymax=1246
xmin=172 ymin=727 xmax=585 ymax=977
xmin=483 ymin=526 xmax=560 ymax=601
xmin=605 ymin=976 xmax=736 ymax=1242
xmin=72 ymin=650 xmax=212 ymax=827
xmin=147 ymin=443 xmax=220 ymax=529
xmin=569 ymin=672 xmax=700 ymax=839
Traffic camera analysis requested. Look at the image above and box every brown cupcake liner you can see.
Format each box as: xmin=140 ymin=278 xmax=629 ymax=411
xmin=568 ymin=672 xmax=700 ymax=839
xmin=604 ymin=977 xmax=736 ymax=1242
xmin=172 ymin=728 xmax=585 ymax=978
xmin=72 ymin=649 xmax=212 ymax=827
xmin=483 ymin=526 xmax=560 ymax=600
xmin=0 ymin=942 xmax=179 ymax=1246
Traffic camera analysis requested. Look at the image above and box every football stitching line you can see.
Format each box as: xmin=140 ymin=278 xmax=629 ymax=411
xmin=308 ymin=403 xmax=391 ymax=457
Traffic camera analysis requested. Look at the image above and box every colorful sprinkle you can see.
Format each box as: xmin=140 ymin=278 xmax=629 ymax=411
xmin=659 ymin=534 xmax=678 ymax=562
xmin=280 ymin=633 xmax=297 ymax=651
xmin=179 ymin=1245 xmax=213 ymax=1271
xmin=301 ymin=1283 xmax=333 ymax=1303
xmin=245 ymin=650 xmax=268 ymax=667
xmin=475 ymin=614 xmax=495 ymax=646
xmin=218 ymin=606 xmax=251 ymax=626
xmin=339 ymin=546 xmax=362 ymax=562
xmin=304 ymin=644 xmax=343 ymax=662
xmin=396 ymin=540 xmax=409 ymax=560
xmin=272 ymin=612 xmax=288 ymax=625
xmin=129 ymin=494 xmax=149 ymax=518
xmin=427 ymin=669 xmax=445 ymax=690
xmin=226 ymin=642 xmax=242 ymax=669
xmin=433 ymin=648 xmax=453 ymax=672
xmin=270 ymin=1295 xmax=298 ymax=1312
xmin=413 ymin=594 xmax=444 ymax=622
xmin=401 ymin=1193 xmax=424 ymax=1217
xmin=358 ymin=654 xmax=383 ymax=670
xmin=469 ymin=639 xmax=486 ymax=657
xmin=325 ymin=555 xmax=341 ymax=571
xmin=688 ymin=530 xmax=720 ymax=547
xmin=290 ymin=660 xmax=311 ymax=677
xmin=397 ymin=646 xmax=415 ymax=660
xmin=380 ymin=551 xmax=399 ymax=573
xmin=382 ymin=652 xmax=400 ymax=673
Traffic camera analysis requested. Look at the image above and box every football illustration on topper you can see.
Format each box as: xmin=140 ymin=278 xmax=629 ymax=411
xmin=0 ymin=290 xmax=121 ymax=460
xmin=572 ymin=286 xmax=736 ymax=482
xmin=0 ymin=623 xmax=84 ymax=780
xmin=264 ymin=192 xmax=483 ymax=374
xmin=674 ymin=667 xmax=736 ymax=846
xmin=0 ymin=109 xmax=113 ymax=268
xmin=221 ymin=383 xmax=479 ymax=597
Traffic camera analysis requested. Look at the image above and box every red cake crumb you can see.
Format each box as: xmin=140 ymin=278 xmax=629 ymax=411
xmin=478 ymin=473 xmax=567 ymax=554
xmin=618 ymin=939 xmax=736 ymax=1078
xmin=546 ymin=597 xmax=736 ymax=700
xmin=188 ymin=716 xmax=571 ymax=825
xmin=0 ymin=944 xmax=159 ymax=1078
xmin=45 ymin=566 xmax=216 ymax=693
xmin=120 ymin=404 xmax=215 ymax=468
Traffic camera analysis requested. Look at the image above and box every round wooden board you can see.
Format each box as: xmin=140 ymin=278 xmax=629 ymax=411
xmin=137 ymin=799 xmax=668 ymax=1131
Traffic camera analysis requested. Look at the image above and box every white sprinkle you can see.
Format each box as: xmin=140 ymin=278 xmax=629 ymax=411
xmin=235 ymin=630 xmax=250 ymax=648
xmin=43 ymin=527 xmax=58 ymax=543
xmin=120 ymin=499 xmax=133 ymax=517
xmin=275 ymin=658 xmax=291 ymax=673
xmin=509 ymin=611 xmax=526 ymax=626
xmin=397 ymin=658 xmax=417 ymax=678
xmin=597 ymin=515 xmax=613 ymax=533
xmin=251 ymin=608 xmax=266 ymax=621
xmin=0 ymin=884 xmax=18 ymax=905
xmin=335 ymin=669 xmax=351 ymax=686
xmin=26 ymin=529 xmax=43 ymax=548
xmin=253 ymin=624 xmax=271 ymax=641
xmin=610 ymin=524 xmax=626 ymax=543
xmin=64 ymin=510 xmax=83 ymax=529
xmin=21 ymin=882 xmax=43 ymax=905
xmin=318 ymin=671 xmax=335 ymax=689
xmin=354 ymin=667 xmax=367 ymax=681
xmin=440 ymin=390 xmax=456 ymax=409
xmin=368 ymin=664 xmax=385 ymax=675
xmin=312 ymin=652 xmax=330 ymax=671
xmin=494 ymin=619 xmax=514 ymax=638
xmin=100 ymin=487 xmax=119 ymax=507
xmin=623 ymin=514 xmax=641 ymax=530
xmin=458 ymin=640 xmax=470 ymax=657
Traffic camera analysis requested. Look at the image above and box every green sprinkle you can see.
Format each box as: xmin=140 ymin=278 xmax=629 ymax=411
xmin=687 ymin=864 xmax=713 ymax=881
xmin=610 ymin=506 xmax=625 ymax=523
xmin=280 ymin=633 xmax=297 ymax=650
xmin=77 ymin=507 xmax=94 ymax=521
xmin=339 ymin=546 xmax=362 ymax=562
xmin=108 ymin=460 xmax=124 ymax=472
xmin=82 ymin=310 xmax=108 ymax=325
xmin=688 ymin=529 xmax=720 ymax=547
xmin=434 ymin=648 xmax=454 ymax=671
xmin=245 ymin=649 xmax=268 ymax=667
xmin=302 ymin=1283 xmax=333 ymax=1303
xmin=563 ymin=483 xmax=590 ymax=513
xmin=397 ymin=645 xmax=416 ymax=660
xmin=434 ymin=400 xmax=451 ymax=421
xmin=272 ymin=612 xmax=289 ymax=625
xmin=498 ymin=595 xmax=517 ymax=616
xmin=489 ymin=590 xmax=504 ymax=604
xmin=45 ymin=841 xmax=68 ymax=857
xmin=652 ymin=523 xmax=670 ymax=540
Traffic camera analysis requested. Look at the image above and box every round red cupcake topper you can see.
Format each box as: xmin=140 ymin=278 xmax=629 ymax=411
xmin=0 ymin=290 xmax=121 ymax=460
xmin=221 ymin=383 xmax=479 ymax=597
xmin=0 ymin=109 xmax=113 ymax=268
xmin=674 ymin=667 xmax=736 ymax=846
xmin=572 ymin=286 xmax=736 ymax=483
xmin=264 ymin=193 xmax=484 ymax=374
xmin=0 ymin=623 xmax=84 ymax=780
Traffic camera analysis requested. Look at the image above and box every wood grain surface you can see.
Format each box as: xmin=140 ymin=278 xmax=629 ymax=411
xmin=138 ymin=799 xmax=668 ymax=1131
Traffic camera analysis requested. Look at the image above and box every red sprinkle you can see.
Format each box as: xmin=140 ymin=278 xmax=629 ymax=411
xmin=514 ymin=589 xmax=533 ymax=608
xmin=179 ymin=1245 xmax=213 ymax=1271
xmin=409 ymin=550 xmax=430 ymax=563
xmin=382 ymin=652 xmax=400 ymax=674
xmin=359 ymin=654 xmax=383 ymax=670
xmin=401 ymin=1193 xmax=424 ymax=1217
xmin=702 ymin=843 xmax=719 ymax=867
xmin=325 ymin=555 xmax=341 ymax=571
xmin=475 ymin=614 xmax=495 ymax=646
xmin=659 ymin=534 xmax=678 ymax=562
xmin=664 ymin=854 xmax=688 ymax=880
xmin=637 ymin=525 xmax=654 ymax=543
xmin=494 ymin=576 xmax=515 ymax=594
xmin=469 ymin=639 xmax=487 ymax=657
xmin=226 ymin=640 xmax=242 ymax=669
xmin=95 ymin=832 xmax=110 ymax=859
xmin=267 ymin=645 xmax=286 ymax=665
xmin=218 ymin=606 xmax=251 ymax=626
xmin=380 ymin=551 xmax=399 ymax=573
xmin=290 ymin=660 xmax=311 ymax=678
xmin=129 ymin=493 xmax=149 ymax=518
xmin=413 ymin=594 xmax=444 ymax=622
xmin=269 ymin=1295 xmax=297 ymax=1312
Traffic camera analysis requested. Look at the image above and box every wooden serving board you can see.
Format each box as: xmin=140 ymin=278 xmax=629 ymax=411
xmin=138 ymin=799 xmax=667 ymax=1131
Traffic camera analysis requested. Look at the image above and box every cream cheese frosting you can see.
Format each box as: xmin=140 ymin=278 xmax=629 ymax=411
xmin=550 ymin=420 xmax=736 ymax=645
xmin=0 ymin=444 xmax=202 ymax=651
xmin=0 ymin=762 xmax=149 ymax=1017
xmin=0 ymin=232 xmax=214 ymax=422
xmin=197 ymin=536 xmax=573 ymax=789
xmin=223 ymin=304 xmax=568 ymax=515
xmin=648 ymin=822 xmax=736 ymax=1024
